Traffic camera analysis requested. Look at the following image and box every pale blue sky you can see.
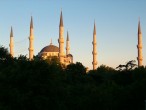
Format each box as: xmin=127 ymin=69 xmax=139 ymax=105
xmin=0 ymin=0 xmax=146 ymax=69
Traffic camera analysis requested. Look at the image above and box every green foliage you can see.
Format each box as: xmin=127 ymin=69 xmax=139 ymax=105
xmin=0 ymin=46 xmax=146 ymax=110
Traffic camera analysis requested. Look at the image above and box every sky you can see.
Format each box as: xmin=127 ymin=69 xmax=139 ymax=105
xmin=0 ymin=0 xmax=146 ymax=69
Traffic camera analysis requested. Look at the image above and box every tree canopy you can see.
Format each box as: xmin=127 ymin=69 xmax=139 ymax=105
xmin=0 ymin=46 xmax=146 ymax=110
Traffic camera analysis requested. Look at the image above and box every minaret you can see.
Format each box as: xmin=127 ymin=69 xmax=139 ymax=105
xmin=58 ymin=10 xmax=65 ymax=63
xmin=9 ymin=26 xmax=14 ymax=57
xmin=66 ymin=31 xmax=70 ymax=55
xmin=92 ymin=22 xmax=97 ymax=70
xmin=28 ymin=16 xmax=34 ymax=60
xmin=137 ymin=19 xmax=143 ymax=67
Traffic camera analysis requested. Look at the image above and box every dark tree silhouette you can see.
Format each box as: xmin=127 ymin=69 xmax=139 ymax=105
xmin=0 ymin=46 xmax=146 ymax=110
xmin=0 ymin=46 xmax=12 ymax=61
xmin=66 ymin=62 xmax=86 ymax=75
xmin=116 ymin=60 xmax=137 ymax=71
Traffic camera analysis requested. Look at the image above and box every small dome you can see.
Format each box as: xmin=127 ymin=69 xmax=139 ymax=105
xmin=67 ymin=54 xmax=73 ymax=57
xmin=40 ymin=45 xmax=59 ymax=53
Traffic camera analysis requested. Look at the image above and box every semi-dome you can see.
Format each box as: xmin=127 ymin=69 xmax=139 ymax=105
xmin=67 ymin=54 xmax=73 ymax=57
xmin=40 ymin=44 xmax=59 ymax=53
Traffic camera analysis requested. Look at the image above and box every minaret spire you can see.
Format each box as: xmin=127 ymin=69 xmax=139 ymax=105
xmin=66 ymin=31 xmax=70 ymax=55
xmin=59 ymin=10 xmax=63 ymax=27
xmin=10 ymin=26 xmax=13 ymax=37
xmin=9 ymin=26 xmax=14 ymax=57
xmin=94 ymin=20 xmax=96 ymax=35
xmin=30 ymin=16 xmax=33 ymax=29
xmin=58 ymin=10 xmax=65 ymax=63
xmin=67 ymin=31 xmax=69 ymax=41
xmin=28 ymin=16 xmax=34 ymax=60
xmin=137 ymin=18 xmax=143 ymax=67
xmin=92 ymin=21 xmax=97 ymax=70
xmin=138 ymin=18 xmax=141 ymax=34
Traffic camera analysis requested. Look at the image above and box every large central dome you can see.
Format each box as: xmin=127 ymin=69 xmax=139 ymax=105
xmin=40 ymin=44 xmax=59 ymax=53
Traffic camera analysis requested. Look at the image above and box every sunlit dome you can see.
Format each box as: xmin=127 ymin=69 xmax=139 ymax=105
xmin=40 ymin=44 xmax=59 ymax=53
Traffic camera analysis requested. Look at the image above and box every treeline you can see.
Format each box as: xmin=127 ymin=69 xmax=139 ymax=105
xmin=0 ymin=46 xmax=146 ymax=110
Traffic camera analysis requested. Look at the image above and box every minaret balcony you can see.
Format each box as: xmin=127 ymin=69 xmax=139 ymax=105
xmin=92 ymin=62 xmax=97 ymax=65
xmin=66 ymin=47 xmax=70 ymax=50
xmin=9 ymin=44 xmax=14 ymax=47
xmin=137 ymin=57 xmax=143 ymax=61
xmin=92 ymin=51 xmax=97 ymax=55
xmin=137 ymin=45 xmax=142 ymax=49
xmin=29 ymin=37 xmax=34 ymax=40
xmin=58 ymin=39 xmax=64 ymax=43
xmin=92 ymin=42 xmax=97 ymax=45
xmin=28 ymin=48 xmax=34 ymax=51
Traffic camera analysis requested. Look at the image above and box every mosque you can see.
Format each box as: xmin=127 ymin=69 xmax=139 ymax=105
xmin=8 ymin=10 xmax=143 ymax=70
xmin=38 ymin=11 xmax=73 ymax=66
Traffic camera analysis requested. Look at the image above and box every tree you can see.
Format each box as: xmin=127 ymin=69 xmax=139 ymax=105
xmin=0 ymin=46 xmax=12 ymax=62
xmin=116 ymin=60 xmax=137 ymax=71
xmin=66 ymin=62 xmax=86 ymax=75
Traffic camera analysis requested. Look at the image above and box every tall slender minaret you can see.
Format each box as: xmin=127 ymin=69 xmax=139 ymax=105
xmin=28 ymin=16 xmax=34 ymax=60
xmin=137 ymin=19 xmax=143 ymax=67
xmin=92 ymin=22 xmax=97 ymax=70
xmin=66 ymin=31 xmax=70 ymax=55
xmin=58 ymin=10 xmax=65 ymax=63
xmin=9 ymin=26 xmax=14 ymax=57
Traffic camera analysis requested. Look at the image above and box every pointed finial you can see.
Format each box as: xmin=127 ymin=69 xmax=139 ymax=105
xmin=138 ymin=17 xmax=141 ymax=34
xmin=67 ymin=31 xmax=69 ymax=41
xmin=59 ymin=9 xmax=63 ymax=27
xmin=50 ymin=38 xmax=52 ymax=45
xmin=30 ymin=16 xmax=33 ymax=28
xmin=10 ymin=26 xmax=13 ymax=37
xmin=94 ymin=20 xmax=96 ymax=34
